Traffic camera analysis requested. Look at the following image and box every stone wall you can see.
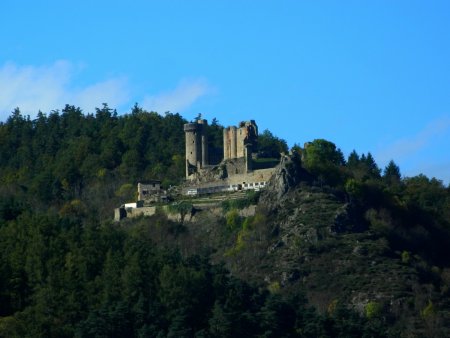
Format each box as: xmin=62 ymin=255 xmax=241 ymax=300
xmin=128 ymin=206 xmax=157 ymax=217
xmin=138 ymin=181 xmax=161 ymax=201
xmin=226 ymin=167 xmax=276 ymax=185
xmin=183 ymin=118 xmax=278 ymax=194
xmin=224 ymin=158 xmax=248 ymax=176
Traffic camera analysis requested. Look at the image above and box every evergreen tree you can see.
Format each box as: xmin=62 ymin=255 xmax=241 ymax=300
xmin=383 ymin=160 xmax=401 ymax=185
xmin=257 ymin=129 xmax=288 ymax=158
xmin=364 ymin=152 xmax=381 ymax=179
xmin=347 ymin=150 xmax=360 ymax=169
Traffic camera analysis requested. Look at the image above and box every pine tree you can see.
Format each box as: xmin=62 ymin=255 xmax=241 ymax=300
xmin=383 ymin=160 xmax=401 ymax=185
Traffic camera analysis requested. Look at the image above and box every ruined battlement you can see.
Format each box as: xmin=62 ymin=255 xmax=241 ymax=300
xmin=183 ymin=123 xmax=202 ymax=132
xmin=184 ymin=119 xmax=260 ymax=180
xmin=115 ymin=118 xmax=278 ymax=221
xmin=183 ymin=118 xmax=278 ymax=194
xmin=223 ymin=120 xmax=258 ymax=160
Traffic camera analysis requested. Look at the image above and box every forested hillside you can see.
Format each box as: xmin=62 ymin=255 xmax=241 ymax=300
xmin=0 ymin=104 xmax=192 ymax=221
xmin=0 ymin=106 xmax=449 ymax=337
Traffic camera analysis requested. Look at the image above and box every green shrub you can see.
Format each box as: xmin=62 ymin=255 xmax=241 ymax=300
xmin=267 ymin=281 xmax=281 ymax=294
xmin=226 ymin=209 xmax=241 ymax=231
xmin=221 ymin=191 xmax=260 ymax=212
xmin=365 ymin=301 xmax=382 ymax=319
xmin=115 ymin=183 xmax=135 ymax=200
xmin=167 ymin=201 xmax=193 ymax=223
xmin=401 ymin=250 xmax=410 ymax=264
xmin=421 ymin=300 xmax=435 ymax=318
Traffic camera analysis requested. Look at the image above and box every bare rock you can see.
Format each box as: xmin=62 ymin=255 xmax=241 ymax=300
xmin=259 ymin=154 xmax=306 ymax=210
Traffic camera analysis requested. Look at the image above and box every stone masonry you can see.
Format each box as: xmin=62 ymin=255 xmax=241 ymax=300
xmin=184 ymin=119 xmax=208 ymax=178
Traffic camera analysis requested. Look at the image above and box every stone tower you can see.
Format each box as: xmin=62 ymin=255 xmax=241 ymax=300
xmin=223 ymin=120 xmax=258 ymax=173
xmin=223 ymin=120 xmax=258 ymax=160
xmin=184 ymin=119 xmax=208 ymax=178
xmin=223 ymin=126 xmax=237 ymax=159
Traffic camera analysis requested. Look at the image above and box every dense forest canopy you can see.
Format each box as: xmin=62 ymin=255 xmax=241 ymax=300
xmin=0 ymin=105 xmax=449 ymax=337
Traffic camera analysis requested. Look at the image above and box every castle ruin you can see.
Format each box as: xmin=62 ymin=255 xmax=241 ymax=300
xmin=183 ymin=119 xmax=276 ymax=194
xmin=115 ymin=117 xmax=278 ymax=220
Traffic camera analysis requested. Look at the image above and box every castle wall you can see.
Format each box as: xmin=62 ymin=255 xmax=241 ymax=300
xmin=201 ymin=133 xmax=208 ymax=166
xmin=114 ymin=207 xmax=126 ymax=221
xmin=138 ymin=181 xmax=161 ymax=201
xmin=186 ymin=119 xmax=263 ymax=181
xmin=245 ymin=145 xmax=252 ymax=171
xmin=224 ymin=157 xmax=247 ymax=176
xmin=183 ymin=167 xmax=277 ymax=195
xmin=223 ymin=129 xmax=229 ymax=160
xmin=197 ymin=119 xmax=208 ymax=166
xmin=230 ymin=126 xmax=237 ymax=159
xmin=236 ymin=127 xmax=245 ymax=158
xmin=223 ymin=121 xmax=258 ymax=161
xmin=226 ymin=168 xmax=276 ymax=186
xmin=223 ymin=126 xmax=238 ymax=159
xmin=130 ymin=206 xmax=157 ymax=217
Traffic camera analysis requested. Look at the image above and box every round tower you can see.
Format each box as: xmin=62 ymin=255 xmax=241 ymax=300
xmin=184 ymin=123 xmax=201 ymax=178
xmin=184 ymin=119 xmax=209 ymax=178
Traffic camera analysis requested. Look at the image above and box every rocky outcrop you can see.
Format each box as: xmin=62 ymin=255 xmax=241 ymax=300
xmin=188 ymin=163 xmax=228 ymax=184
xmin=259 ymin=154 xmax=306 ymax=210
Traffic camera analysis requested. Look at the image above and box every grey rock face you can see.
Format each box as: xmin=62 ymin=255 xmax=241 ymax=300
xmin=259 ymin=154 xmax=303 ymax=209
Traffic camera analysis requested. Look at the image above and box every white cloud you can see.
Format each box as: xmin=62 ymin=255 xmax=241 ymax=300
xmin=76 ymin=78 xmax=129 ymax=111
xmin=141 ymin=79 xmax=212 ymax=114
xmin=376 ymin=116 xmax=450 ymax=163
xmin=406 ymin=161 xmax=450 ymax=185
xmin=0 ymin=61 xmax=214 ymax=120
xmin=376 ymin=115 xmax=450 ymax=184
xmin=0 ymin=61 xmax=130 ymax=118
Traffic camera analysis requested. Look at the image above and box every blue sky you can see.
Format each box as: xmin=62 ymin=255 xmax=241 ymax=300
xmin=1 ymin=1 xmax=449 ymax=184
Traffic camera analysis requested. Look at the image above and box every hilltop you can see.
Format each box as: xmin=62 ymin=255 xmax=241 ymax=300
xmin=0 ymin=106 xmax=449 ymax=337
